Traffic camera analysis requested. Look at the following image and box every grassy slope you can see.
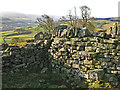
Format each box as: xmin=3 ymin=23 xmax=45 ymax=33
xmin=93 ymin=20 xmax=115 ymax=33
xmin=1 ymin=26 xmax=46 ymax=44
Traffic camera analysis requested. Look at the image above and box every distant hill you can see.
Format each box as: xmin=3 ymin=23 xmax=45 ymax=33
xmin=1 ymin=12 xmax=39 ymax=18
xmin=0 ymin=12 xmax=61 ymax=31
xmin=0 ymin=12 xmax=40 ymax=31
xmin=94 ymin=18 xmax=111 ymax=20
xmin=94 ymin=17 xmax=120 ymax=22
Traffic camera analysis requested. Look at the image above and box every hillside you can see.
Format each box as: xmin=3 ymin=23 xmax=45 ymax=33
xmin=92 ymin=17 xmax=119 ymax=33
xmin=0 ymin=12 xmax=62 ymax=32
xmin=0 ymin=12 xmax=40 ymax=31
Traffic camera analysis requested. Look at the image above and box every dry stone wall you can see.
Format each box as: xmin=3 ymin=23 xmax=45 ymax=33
xmin=1 ymin=30 xmax=120 ymax=88
xmin=2 ymin=38 xmax=88 ymax=88
xmin=49 ymin=32 xmax=120 ymax=88
xmin=2 ymin=40 xmax=52 ymax=71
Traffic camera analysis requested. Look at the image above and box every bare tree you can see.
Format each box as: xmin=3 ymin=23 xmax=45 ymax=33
xmin=59 ymin=7 xmax=80 ymax=28
xmin=59 ymin=16 xmax=66 ymax=21
xmin=80 ymin=5 xmax=91 ymax=27
xmin=37 ymin=14 xmax=57 ymax=34
xmin=58 ymin=6 xmax=92 ymax=29
xmin=68 ymin=10 xmax=74 ymax=27
xmin=74 ymin=6 xmax=77 ymax=27
xmin=66 ymin=9 xmax=78 ymax=28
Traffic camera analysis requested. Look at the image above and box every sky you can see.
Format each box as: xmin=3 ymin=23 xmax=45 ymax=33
xmin=0 ymin=0 xmax=120 ymax=18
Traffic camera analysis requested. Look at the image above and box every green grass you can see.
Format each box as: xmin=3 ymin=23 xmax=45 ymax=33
xmin=2 ymin=66 xmax=112 ymax=88
xmin=2 ymin=67 xmax=68 ymax=88
xmin=1 ymin=26 xmax=48 ymax=44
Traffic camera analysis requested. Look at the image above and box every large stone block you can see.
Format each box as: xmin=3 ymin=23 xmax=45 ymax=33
xmin=72 ymin=64 xmax=79 ymax=69
xmin=108 ymin=39 xmax=119 ymax=43
xmin=85 ymin=47 xmax=96 ymax=52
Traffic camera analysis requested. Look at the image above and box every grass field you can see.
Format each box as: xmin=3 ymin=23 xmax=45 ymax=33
xmin=1 ymin=26 xmax=47 ymax=45
xmin=93 ymin=20 xmax=115 ymax=33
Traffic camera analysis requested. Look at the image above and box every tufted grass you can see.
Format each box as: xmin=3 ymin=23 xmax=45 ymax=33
xmin=2 ymin=67 xmax=68 ymax=88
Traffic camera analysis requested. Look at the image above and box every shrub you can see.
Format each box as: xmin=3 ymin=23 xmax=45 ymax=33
xmin=88 ymin=80 xmax=111 ymax=88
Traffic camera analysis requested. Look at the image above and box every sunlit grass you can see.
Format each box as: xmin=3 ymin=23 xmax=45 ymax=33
xmin=1 ymin=26 xmax=46 ymax=44
xmin=8 ymin=41 xmax=27 ymax=47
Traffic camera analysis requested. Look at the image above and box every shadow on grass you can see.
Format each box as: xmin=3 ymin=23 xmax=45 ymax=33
xmin=5 ymin=32 xmax=32 ymax=37
xmin=2 ymin=65 xmax=71 ymax=88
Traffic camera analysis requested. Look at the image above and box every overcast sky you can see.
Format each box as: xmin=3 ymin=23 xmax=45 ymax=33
xmin=0 ymin=0 xmax=120 ymax=17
